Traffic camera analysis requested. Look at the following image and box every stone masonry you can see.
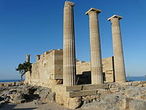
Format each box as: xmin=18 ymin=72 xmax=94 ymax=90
xmin=108 ymin=15 xmax=126 ymax=83
xmin=86 ymin=8 xmax=103 ymax=84
xmin=25 ymin=49 xmax=115 ymax=86
xmin=63 ymin=1 xmax=76 ymax=86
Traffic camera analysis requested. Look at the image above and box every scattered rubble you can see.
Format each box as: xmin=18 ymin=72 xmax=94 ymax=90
xmin=0 ymin=82 xmax=55 ymax=108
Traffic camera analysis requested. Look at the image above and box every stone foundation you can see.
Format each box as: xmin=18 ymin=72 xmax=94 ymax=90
xmin=23 ymin=81 xmax=146 ymax=109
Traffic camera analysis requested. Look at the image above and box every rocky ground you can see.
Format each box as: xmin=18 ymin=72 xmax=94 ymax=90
xmin=80 ymin=82 xmax=146 ymax=110
xmin=0 ymin=82 xmax=69 ymax=110
xmin=0 ymin=85 xmax=55 ymax=104
xmin=0 ymin=82 xmax=146 ymax=110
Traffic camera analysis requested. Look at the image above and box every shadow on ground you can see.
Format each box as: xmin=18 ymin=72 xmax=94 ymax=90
xmin=0 ymin=103 xmax=36 ymax=110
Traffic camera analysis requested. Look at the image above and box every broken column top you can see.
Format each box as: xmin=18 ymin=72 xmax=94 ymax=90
xmin=108 ymin=15 xmax=122 ymax=21
xmin=86 ymin=8 xmax=101 ymax=15
xmin=65 ymin=1 xmax=75 ymax=7
xmin=26 ymin=54 xmax=30 ymax=56
xmin=25 ymin=54 xmax=30 ymax=62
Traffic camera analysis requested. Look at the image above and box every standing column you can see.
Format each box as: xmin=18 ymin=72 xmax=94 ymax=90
xmin=63 ymin=1 xmax=76 ymax=86
xmin=25 ymin=54 xmax=31 ymax=84
xmin=26 ymin=54 xmax=30 ymax=63
xmin=86 ymin=8 xmax=103 ymax=84
xmin=108 ymin=15 xmax=126 ymax=82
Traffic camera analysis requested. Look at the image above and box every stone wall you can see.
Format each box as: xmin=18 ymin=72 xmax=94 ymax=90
xmin=25 ymin=49 xmax=115 ymax=87
xmin=0 ymin=82 xmax=23 ymax=87
xmin=76 ymin=57 xmax=114 ymax=82
xmin=25 ymin=49 xmax=63 ymax=87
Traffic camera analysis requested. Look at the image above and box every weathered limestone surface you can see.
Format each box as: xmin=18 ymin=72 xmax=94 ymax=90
xmin=0 ymin=84 xmax=56 ymax=106
xmin=69 ymin=90 xmax=97 ymax=98
xmin=25 ymin=49 xmax=63 ymax=88
xmin=24 ymin=49 xmax=115 ymax=109
xmin=81 ymin=82 xmax=146 ymax=110
xmin=66 ymin=84 xmax=108 ymax=92
xmin=76 ymin=57 xmax=115 ymax=82
xmin=25 ymin=49 xmax=115 ymax=87
xmin=63 ymin=1 xmax=76 ymax=86
xmin=53 ymin=81 xmax=146 ymax=109
xmin=52 ymin=85 xmax=82 ymax=109
xmin=108 ymin=15 xmax=126 ymax=83
xmin=86 ymin=8 xmax=103 ymax=84
xmin=1 ymin=81 xmax=146 ymax=109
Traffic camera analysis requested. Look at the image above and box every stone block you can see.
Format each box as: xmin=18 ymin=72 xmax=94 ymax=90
xmin=69 ymin=90 xmax=98 ymax=98
xmin=82 ymin=84 xmax=109 ymax=90
xmin=110 ymin=88 xmax=119 ymax=93
xmin=66 ymin=84 xmax=109 ymax=92
xmin=66 ymin=85 xmax=82 ymax=92
xmin=64 ymin=97 xmax=82 ymax=109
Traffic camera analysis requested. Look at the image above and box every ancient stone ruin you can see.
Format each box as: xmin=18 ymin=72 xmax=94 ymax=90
xmin=24 ymin=1 xmax=128 ymax=109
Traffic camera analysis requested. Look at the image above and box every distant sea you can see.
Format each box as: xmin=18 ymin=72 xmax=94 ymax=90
xmin=127 ymin=76 xmax=146 ymax=81
xmin=0 ymin=79 xmax=21 ymax=82
xmin=0 ymin=76 xmax=146 ymax=82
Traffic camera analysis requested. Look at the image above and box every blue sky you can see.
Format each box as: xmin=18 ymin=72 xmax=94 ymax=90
xmin=0 ymin=0 xmax=146 ymax=80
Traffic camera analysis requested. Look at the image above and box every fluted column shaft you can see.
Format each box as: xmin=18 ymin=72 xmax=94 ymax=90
xmin=63 ymin=1 xmax=76 ymax=86
xmin=108 ymin=15 xmax=126 ymax=82
xmin=86 ymin=8 xmax=103 ymax=84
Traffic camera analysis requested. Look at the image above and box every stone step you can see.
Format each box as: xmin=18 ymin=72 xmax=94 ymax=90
xmin=68 ymin=90 xmax=98 ymax=98
xmin=66 ymin=84 xmax=109 ymax=92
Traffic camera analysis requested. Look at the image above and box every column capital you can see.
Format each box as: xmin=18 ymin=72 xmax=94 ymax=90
xmin=108 ymin=15 xmax=122 ymax=21
xmin=65 ymin=1 xmax=75 ymax=7
xmin=86 ymin=8 xmax=101 ymax=15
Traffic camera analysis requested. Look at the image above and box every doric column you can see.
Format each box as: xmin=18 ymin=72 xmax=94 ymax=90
xmin=108 ymin=15 xmax=126 ymax=82
xmin=26 ymin=54 xmax=30 ymax=63
xmin=86 ymin=8 xmax=103 ymax=84
xmin=63 ymin=1 xmax=76 ymax=86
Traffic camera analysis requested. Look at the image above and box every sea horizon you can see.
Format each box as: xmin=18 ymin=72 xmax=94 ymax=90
xmin=0 ymin=79 xmax=22 ymax=82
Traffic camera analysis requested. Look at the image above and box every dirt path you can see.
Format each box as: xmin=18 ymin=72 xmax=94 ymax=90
xmin=0 ymin=102 xmax=71 ymax=110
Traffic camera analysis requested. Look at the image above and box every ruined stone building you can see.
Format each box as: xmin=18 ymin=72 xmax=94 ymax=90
xmin=25 ymin=1 xmax=126 ymax=108
xmin=25 ymin=49 xmax=115 ymax=86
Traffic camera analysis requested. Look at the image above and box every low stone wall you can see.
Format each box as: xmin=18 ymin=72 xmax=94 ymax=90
xmin=0 ymin=82 xmax=24 ymax=87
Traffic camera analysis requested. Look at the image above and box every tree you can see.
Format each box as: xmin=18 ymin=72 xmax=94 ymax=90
xmin=16 ymin=62 xmax=32 ymax=80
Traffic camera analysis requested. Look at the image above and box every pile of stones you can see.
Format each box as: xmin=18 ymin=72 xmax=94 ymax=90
xmin=0 ymin=83 xmax=55 ymax=107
